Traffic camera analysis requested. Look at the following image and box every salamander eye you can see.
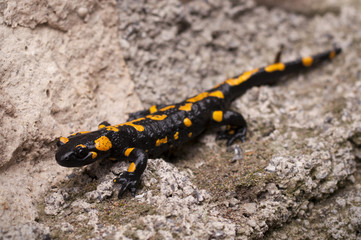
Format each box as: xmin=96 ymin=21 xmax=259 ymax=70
xmin=74 ymin=145 xmax=89 ymax=159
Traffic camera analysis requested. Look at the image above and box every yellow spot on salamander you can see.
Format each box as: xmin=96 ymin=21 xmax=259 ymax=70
xmin=208 ymin=90 xmax=224 ymax=99
xmin=76 ymin=144 xmax=86 ymax=148
xmin=146 ymin=114 xmax=167 ymax=121
xmin=124 ymin=148 xmax=134 ymax=157
xmin=174 ymin=132 xmax=179 ymax=140
xmin=186 ymin=90 xmax=225 ymax=103
xmin=179 ymin=103 xmax=193 ymax=111
xmin=132 ymin=118 xmax=145 ymax=123
xmin=59 ymin=137 xmax=69 ymax=144
xmin=187 ymin=92 xmax=209 ymax=103
xmin=106 ymin=126 xmax=119 ymax=132
xmin=265 ymin=63 xmax=285 ymax=72
xmin=228 ymin=130 xmax=235 ymax=135
xmin=116 ymin=118 xmax=145 ymax=132
xmin=128 ymin=162 xmax=136 ymax=173
xmin=184 ymin=118 xmax=192 ymax=127
xmin=127 ymin=123 xmax=144 ymax=131
xmin=95 ymin=136 xmax=112 ymax=151
xmin=329 ymin=51 xmax=336 ymax=59
xmin=212 ymin=111 xmax=223 ymax=122
xmin=98 ymin=124 xmax=106 ymax=129
xmin=225 ymin=68 xmax=259 ymax=86
xmin=156 ymin=136 xmax=168 ymax=147
xmin=160 ymin=105 xmax=175 ymax=111
xmin=71 ymin=131 xmax=90 ymax=136
xmin=91 ymin=152 xmax=97 ymax=159
xmin=225 ymin=78 xmax=237 ymax=86
xmin=188 ymin=132 xmax=192 ymax=137
xmin=302 ymin=56 xmax=313 ymax=67
xmin=109 ymin=157 xmax=117 ymax=161
xmin=149 ymin=105 xmax=157 ymax=114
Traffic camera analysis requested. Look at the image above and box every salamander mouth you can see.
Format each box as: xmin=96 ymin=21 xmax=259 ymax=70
xmin=55 ymin=151 xmax=97 ymax=167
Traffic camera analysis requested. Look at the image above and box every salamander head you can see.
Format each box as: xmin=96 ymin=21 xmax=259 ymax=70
xmin=55 ymin=131 xmax=112 ymax=167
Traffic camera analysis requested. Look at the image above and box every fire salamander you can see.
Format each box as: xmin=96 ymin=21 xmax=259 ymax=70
xmin=56 ymin=47 xmax=341 ymax=197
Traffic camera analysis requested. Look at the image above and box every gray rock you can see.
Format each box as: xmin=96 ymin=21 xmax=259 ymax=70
xmin=2 ymin=0 xmax=361 ymax=239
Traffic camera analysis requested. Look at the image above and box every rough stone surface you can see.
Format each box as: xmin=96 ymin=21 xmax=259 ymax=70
xmin=0 ymin=0 xmax=141 ymax=236
xmin=115 ymin=159 xmax=235 ymax=239
xmin=266 ymin=172 xmax=361 ymax=240
xmin=1 ymin=0 xmax=361 ymax=239
xmin=0 ymin=222 xmax=50 ymax=240
xmin=255 ymin=0 xmax=361 ymax=15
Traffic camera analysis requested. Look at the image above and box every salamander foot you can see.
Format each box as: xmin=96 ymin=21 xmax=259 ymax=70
xmin=114 ymin=172 xmax=141 ymax=197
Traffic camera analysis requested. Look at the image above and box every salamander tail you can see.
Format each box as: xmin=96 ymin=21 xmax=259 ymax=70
xmin=216 ymin=46 xmax=342 ymax=102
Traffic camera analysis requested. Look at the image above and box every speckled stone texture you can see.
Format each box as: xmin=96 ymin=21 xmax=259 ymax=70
xmin=0 ymin=0 xmax=140 ymax=237
xmin=1 ymin=0 xmax=360 ymax=239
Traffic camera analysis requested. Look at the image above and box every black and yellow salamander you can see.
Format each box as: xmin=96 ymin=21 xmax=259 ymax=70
xmin=56 ymin=47 xmax=341 ymax=197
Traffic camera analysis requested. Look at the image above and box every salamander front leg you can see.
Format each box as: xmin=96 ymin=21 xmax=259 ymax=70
xmin=113 ymin=148 xmax=148 ymax=197
xmin=212 ymin=110 xmax=248 ymax=146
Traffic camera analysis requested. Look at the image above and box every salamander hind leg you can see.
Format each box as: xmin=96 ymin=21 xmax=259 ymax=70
xmin=113 ymin=148 xmax=148 ymax=197
xmin=212 ymin=110 xmax=248 ymax=146
xmin=98 ymin=121 xmax=111 ymax=129
xmin=274 ymin=44 xmax=285 ymax=63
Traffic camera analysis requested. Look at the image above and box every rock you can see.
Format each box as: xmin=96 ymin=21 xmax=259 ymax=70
xmin=2 ymin=0 xmax=361 ymax=239
xmin=254 ymin=0 xmax=361 ymax=15
xmin=0 ymin=0 xmax=141 ymax=235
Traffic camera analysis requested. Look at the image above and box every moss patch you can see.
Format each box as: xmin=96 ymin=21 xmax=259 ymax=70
xmin=96 ymin=199 xmax=156 ymax=226
xmin=37 ymin=168 xmax=157 ymax=239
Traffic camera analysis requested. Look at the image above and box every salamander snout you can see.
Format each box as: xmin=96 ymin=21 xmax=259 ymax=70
xmin=55 ymin=147 xmax=95 ymax=167
xmin=55 ymin=135 xmax=103 ymax=167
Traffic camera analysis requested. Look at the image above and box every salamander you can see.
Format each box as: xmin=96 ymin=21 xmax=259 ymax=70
xmin=56 ymin=47 xmax=341 ymax=197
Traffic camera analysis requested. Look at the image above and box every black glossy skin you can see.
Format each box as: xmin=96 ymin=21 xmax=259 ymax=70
xmin=55 ymin=47 xmax=341 ymax=197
